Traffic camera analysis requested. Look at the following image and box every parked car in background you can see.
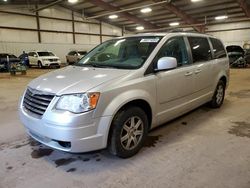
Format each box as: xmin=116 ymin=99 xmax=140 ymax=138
xmin=226 ymin=45 xmax=246 ymax=67
xmin=19 ymin=32 xmax=229 ymax=158
xmin=19 ymin=51 xmax=30 ymax=67
xmin=0 ymin=53 xmax=20 ymax=71
xmin=66 ymin=50 xmax=87 ymax=64
xmin=28 ymin=51 xmax=61 ymax=68
xmin=244 ymin=49 xmax=250 ymax=64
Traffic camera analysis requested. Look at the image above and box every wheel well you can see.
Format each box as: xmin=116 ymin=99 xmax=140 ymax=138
xmin=120 ymin=100 xmax=152 ymax=127
xmin=220 ymin=76 xmax=227 ymax=85
xmin=107 ymin=99 xmax=153 ymax=146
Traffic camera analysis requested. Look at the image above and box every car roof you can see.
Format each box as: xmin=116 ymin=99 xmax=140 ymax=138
xmin=69 ymin=50 xmax=86 ymax=52
xmin=29 ymin=51 xmax=52 ymax=52
xmin=114 ymin=32 xmax=215 ymax=40
xmin=226 ymin=45 xmax=242 ymax=48
xmin=0 ymin=53 xmax=13 ymax=55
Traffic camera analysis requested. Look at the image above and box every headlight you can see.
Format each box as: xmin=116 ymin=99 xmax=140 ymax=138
xmin=55 ymin=92 xmax=100 ymax=113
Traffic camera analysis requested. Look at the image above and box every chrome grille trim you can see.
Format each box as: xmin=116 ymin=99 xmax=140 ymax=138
xmin=23 ymin=88 xmax=54 ymax=117
xmin=49 ymin=59 xmax=58 ymax=62
xmin=24 ymin=94 xmax=50 ymax=106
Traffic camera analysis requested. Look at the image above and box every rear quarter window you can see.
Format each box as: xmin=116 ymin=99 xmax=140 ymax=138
xmin=210 ymin=38 xmax=226 ymax=59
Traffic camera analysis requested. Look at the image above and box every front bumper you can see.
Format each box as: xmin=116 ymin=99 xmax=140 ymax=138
xmin=42 ymin=60 xmax=61 ymax=67
xmin=19 ymin=97 xmax=112 ymax=153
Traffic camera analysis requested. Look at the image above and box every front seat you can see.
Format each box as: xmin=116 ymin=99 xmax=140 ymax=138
xmin=120 ymin=43 xmax=140 ymax=59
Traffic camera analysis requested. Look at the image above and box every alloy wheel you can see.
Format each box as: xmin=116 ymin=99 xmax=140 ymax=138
xmin=120 ymin=116 xmax=144 ymax=150
xmin=216 ymin=85 xmax=224 ymax=105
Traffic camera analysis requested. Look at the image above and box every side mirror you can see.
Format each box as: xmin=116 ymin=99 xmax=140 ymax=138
xmin=156 ymin=57 xmax=177 ymax=71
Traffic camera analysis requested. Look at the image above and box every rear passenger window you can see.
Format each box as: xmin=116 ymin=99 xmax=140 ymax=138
xmin=210 ymin=38 xmax=226 ymax=59
xmin=188 ymin=37 xmax=212 ymax=63
xmin=155 ymin=37 xmax=189 ymax=67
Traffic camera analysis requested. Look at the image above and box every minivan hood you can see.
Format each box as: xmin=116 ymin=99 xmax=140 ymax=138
xmin=28 ymin=66 xmax=130 ymax=95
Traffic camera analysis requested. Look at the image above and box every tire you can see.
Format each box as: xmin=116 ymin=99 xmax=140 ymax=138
xmin=243 ymin=62 xmax=247 ymax=68
xmin=209 ymin=80 xmax=225 ymax=108
xmin=10 ymin=71 xmax=16 ymax=76
xmin=38 ymin=61 xmax=43 ymax=69
xmin=108 ymin=106 xmax=149 ymax=158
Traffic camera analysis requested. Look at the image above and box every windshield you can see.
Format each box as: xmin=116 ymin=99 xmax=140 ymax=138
xmin=38 ymin=52 xmax=55 ymax=56
xmin=0 ymin=54 xmax=17 ymax=58
xmin=75 ymin=36 xmax=162 ymax=69
xmin=226 ymin=46 xmax=244 ymax=53
xmin=9 ymin=54 xmax=17 ymax=58
xmin=78 ymin=51 xmax=87 ymax=55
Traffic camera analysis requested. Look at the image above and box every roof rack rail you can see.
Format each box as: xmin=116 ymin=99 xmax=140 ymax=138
xmin=169 ymin=29 xmax=202 ymax=33
xmin=169 ymin=29 xmax=184 ymax=33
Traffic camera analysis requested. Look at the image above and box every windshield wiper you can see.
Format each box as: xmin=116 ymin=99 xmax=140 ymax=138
xmin=86 ymin=63 xmax=121 ymax=69
xmin=74 ymin=63 xmax=119 ymax=69
xmin=92 ymin=64 xmax=119 ymax=69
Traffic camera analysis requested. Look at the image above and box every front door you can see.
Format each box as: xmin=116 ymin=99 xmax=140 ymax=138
xmin=154 ymin=37 xmax=195 ymax=125
xmin=28 ymin=52 xmax=36 ymax=65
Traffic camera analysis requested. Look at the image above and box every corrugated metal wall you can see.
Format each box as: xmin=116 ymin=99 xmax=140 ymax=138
xmin=0 ymin=5 xmax=122 ymax=62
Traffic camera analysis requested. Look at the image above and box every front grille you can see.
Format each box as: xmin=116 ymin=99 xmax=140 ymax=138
xmin=23 ymin=88 xmax=54 ymax=117
xmin=49 ymin=59 xmax=58 ymax=62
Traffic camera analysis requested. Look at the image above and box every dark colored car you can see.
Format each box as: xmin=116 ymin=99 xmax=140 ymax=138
xmin=0 ymin=53 xmax=20 ymax=71
xmin=244 ymin=49 xmax=250 ymax=64
xmin=226 ymin=45 xmax=246 ymax=67
xmin=19 ymin=53 xmax=30 ymax=67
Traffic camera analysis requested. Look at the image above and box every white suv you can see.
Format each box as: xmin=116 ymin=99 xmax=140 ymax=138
xmin=28 ymin=51 xmax=61 ymax=68
xmin=19 ymin=32 xmax=229 ymax=158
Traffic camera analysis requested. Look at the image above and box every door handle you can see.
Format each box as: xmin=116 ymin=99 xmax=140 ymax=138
xmin=185 ymin=71 xmax=193 ymax=76
xmin=195 ymin=69 xmax=202 ymax=74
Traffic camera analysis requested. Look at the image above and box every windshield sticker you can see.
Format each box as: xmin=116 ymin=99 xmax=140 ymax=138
xmin=140 ymin=38 xmax=160 ymax=43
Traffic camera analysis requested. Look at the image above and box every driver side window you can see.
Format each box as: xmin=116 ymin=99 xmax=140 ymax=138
xmin=155 ymin=37 xmax=189 ymax=67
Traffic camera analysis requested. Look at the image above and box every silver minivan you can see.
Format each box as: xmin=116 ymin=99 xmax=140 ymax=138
xmin=19 ymin=32 xmax=229 ymax=158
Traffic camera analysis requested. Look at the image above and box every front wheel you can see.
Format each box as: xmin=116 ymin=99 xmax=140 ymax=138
xmin=209 ymin=80 xmax=225 ymax=108
xmin=38 ymin=61 xmax=43 ymax=69
xmin=108 ymin=106 xmax=148 ymax=158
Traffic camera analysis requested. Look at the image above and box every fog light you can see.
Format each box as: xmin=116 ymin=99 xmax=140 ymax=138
xmin=57 ymin=141 xmax=71 ymax=148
